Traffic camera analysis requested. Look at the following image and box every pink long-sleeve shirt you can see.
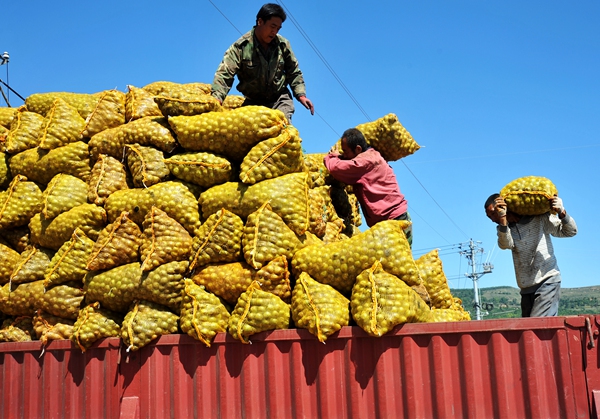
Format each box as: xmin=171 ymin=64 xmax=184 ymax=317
xmin=324 ymin=148 xmax=407 ymax=227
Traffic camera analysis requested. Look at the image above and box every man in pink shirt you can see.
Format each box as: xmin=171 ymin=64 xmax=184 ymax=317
xmin=324 ymin=128 xmax=412 ymax=247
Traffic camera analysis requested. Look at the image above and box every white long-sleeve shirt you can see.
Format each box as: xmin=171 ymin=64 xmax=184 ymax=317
xmin=497 ymin=213 xmax=577 ymax=290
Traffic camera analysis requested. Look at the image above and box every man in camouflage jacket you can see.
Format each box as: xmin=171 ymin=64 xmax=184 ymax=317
xmin=211 ymin=3 xmax=314 ymax=123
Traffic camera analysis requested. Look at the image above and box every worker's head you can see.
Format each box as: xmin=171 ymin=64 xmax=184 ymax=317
xmin=484 ymin=193 xmax=501 ymax=222
xmin=256 ymin=3 xmax=287 ymax=24
xmin=341 ymin=128 xmax=369 ymax=159
xmin=255 ymin=4 xmax=286 ymax=47
xmin=485 ymin=193 xmax=520 ymax=224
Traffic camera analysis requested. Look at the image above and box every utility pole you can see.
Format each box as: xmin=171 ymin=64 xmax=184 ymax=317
xmin=460 ymin=239 xmax=493 ymax=320
xmin=0 ymin=51 xmax=25 ymax=106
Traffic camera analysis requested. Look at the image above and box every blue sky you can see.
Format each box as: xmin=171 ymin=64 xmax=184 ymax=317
xmin=2 ymin=1 xmax=599 ymax=292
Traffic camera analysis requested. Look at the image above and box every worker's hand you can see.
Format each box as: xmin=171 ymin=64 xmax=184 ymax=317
xmin=298 ymin=96 xmax=314 ymax=115
xmin=494 ymin=197 xmax=507 ymax=218
xmin=551 ymin=195 xmax=565 ymax=216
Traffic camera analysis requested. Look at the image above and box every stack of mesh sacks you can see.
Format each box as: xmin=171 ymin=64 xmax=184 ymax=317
xmin=0 ymin=81 xmax=468 ymax=351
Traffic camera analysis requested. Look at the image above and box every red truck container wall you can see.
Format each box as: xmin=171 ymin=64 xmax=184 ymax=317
xmin=0 ymin=315 xmax=598 ymax=419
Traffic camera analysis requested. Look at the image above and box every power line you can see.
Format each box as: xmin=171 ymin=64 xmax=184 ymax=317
xmin=207 ymin=0 xmax=242 ymax=35
xmin=408 ymin=206 xmax=454 ymax=245
xmin=275 ymin=0 xmax=372 ymax=122
xmin=402 ymin=160 xmax=470 ymax=239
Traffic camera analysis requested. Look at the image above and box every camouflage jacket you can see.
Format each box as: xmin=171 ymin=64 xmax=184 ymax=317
xmin=211 ymin=28 xmax=307 ymax=103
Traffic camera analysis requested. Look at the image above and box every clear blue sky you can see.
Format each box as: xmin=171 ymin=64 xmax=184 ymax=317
xmin=2 ymin=1 xmax=599 ymax=291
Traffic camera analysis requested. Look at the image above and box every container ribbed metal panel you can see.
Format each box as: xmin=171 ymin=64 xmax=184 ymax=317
xmin=0 ymin=316 xmax=598 ymax=419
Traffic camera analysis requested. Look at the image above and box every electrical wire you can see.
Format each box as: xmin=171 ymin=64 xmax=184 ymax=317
xmin=0 ymin=85 xmax=9 ymax=107
xmin=407 ymin=206 xmax=453 ymax=245
xmin=207 ymin=0 xmax=242 ymax=35
xmin=402 ymin=160 xmax=470 ymax=239
xmin=315 ymin=110 xmax=340 ymax=137
xmin=275 ymin=0 xmax=372 ymax=122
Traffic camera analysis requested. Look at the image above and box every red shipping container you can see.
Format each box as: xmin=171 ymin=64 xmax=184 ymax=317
xmin=0 ymin=315 xmax=599 ymax=419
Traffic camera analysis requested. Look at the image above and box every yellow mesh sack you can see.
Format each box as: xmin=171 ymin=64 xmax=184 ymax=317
xmin=42 ymin=174 xmax=89 ymax=219
xmin=10 ymin=246 xmax=54 ymax=286
xmin=81 ymin=89 xmax=126 ymax=138
xmin=105 ymin=181 xmax=200 ymax=235
xmin=25 ymin=92 xmax=99 ymax=119
xmin=189 ymin=209 xmax=243 ymax=273
xmin=322 ymin=218 xmax=345 ymax=244
xmin=147 ymin=181 xmax=201 ymax=236
xmin=138 ymin=260 xmax=188 ymax=312
xmin=302 ymin=153 xmax=330 ymax=188
xmin=351 ymin=261 xmax=432 ymax=337
xmin=242 ymin=202 xmax=302 ymax=269
xmin=254 ymin=255 xmax=292 ymax=304
xmin=500 ymin=176 xmax=558 ymax=216
xmin=140 ymin=207 xmax=193 ymax=271
xmin=0 ymin=280 xmax=45 ymax=316
xmin=192 ymin=256 xmax=291 ymax=306
xmin=9 ymin=141 xmax=92 ymax=185
xmin=0 ymin=242 xmax=20 ymax=285
xmin=0 ymin=226 xmax=30 ymax=253
xmin=142 ymin=81 xmax=211 ymax=96
xmin=228 ymin=281 xmax=290 ymax=344
xmin=168 ymin=105 xmax=287 ymax=161
xmin=88 ymin=154 xmax=130 ymax=206
xmin=44 ymin=228 xmax=95 ymax=288
xmin=411 ymin=282 xmax=432 ymax=307
xmin=0 ymin=175 xmax=43 ymax=229
xmin=191 ymin=261 xmax=254 ymax=305
xmin=0 ymin=316 xmax=35 ymax=342
xmin=415 ymin=249 xmax=453 ymax=309
xmin=307 ymin=187 xmax=329 ymax=238
xmin=38 ymin=98 xmax=85 ymax=150
xmin=0 ymin=107 xmax=17 ymax=128
xmin=125 ymin=85 xmax=163 ymax=122
xmin=29 ymin=203 xmax=107 ymax=250
xmin=164 ymin=152 xmax=233 ymax=188
xmin=430 ymin=306 xmax=471 ymax=322
xmin=239 ymin=125 xmax=304 ymax=184
xmin=104 ymin=187 xmax=154 ymax=226
xmin=88 ymin=116 xmax=177 ymax=160
xmin=125 ymin=144 xmax=170 ymax=187
xmin=71 ymin=302 xmax=123 ymax=352
xmin=154 ymin=92 xmax=221 ymax=117
xmin=121 ymin=300 xmax=179 ymax=351
xmin=222 ymin=95 xmax=245 ymax=111
xmin=86 ymin=211 xmax=142 ymax=271
xmin=291 ymin=272 xmax=349 ymax=342
xmin=5 ymin=107 xmax=45 ymax=154
xmin=199 ymin=172 xmax=309 ymax=236
xmin=40 ymin=282 xmax=84 ymax=320
xmin=356 ymin=113 xmax=420 ymax=161
xmin=33 ymin=310 xmax=75 ymax=346
xmin=330 ymin=184 xmax=362 ymax=229
xmin=84 ymin=262 xmax=143 ymax=313
xmin=300 ymin=231 xmax=324 ymax=248
xmin=292 ymin=220 xmax=420 ymax=294
xmin=0 ymin=127 xmax=7 ymax=151
xmin=180 ymin=279 xmax=230 ymax=347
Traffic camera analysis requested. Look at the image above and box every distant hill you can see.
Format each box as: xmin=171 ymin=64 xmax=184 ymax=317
xmin=450 ymin=285 xmax=600 ymax=319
